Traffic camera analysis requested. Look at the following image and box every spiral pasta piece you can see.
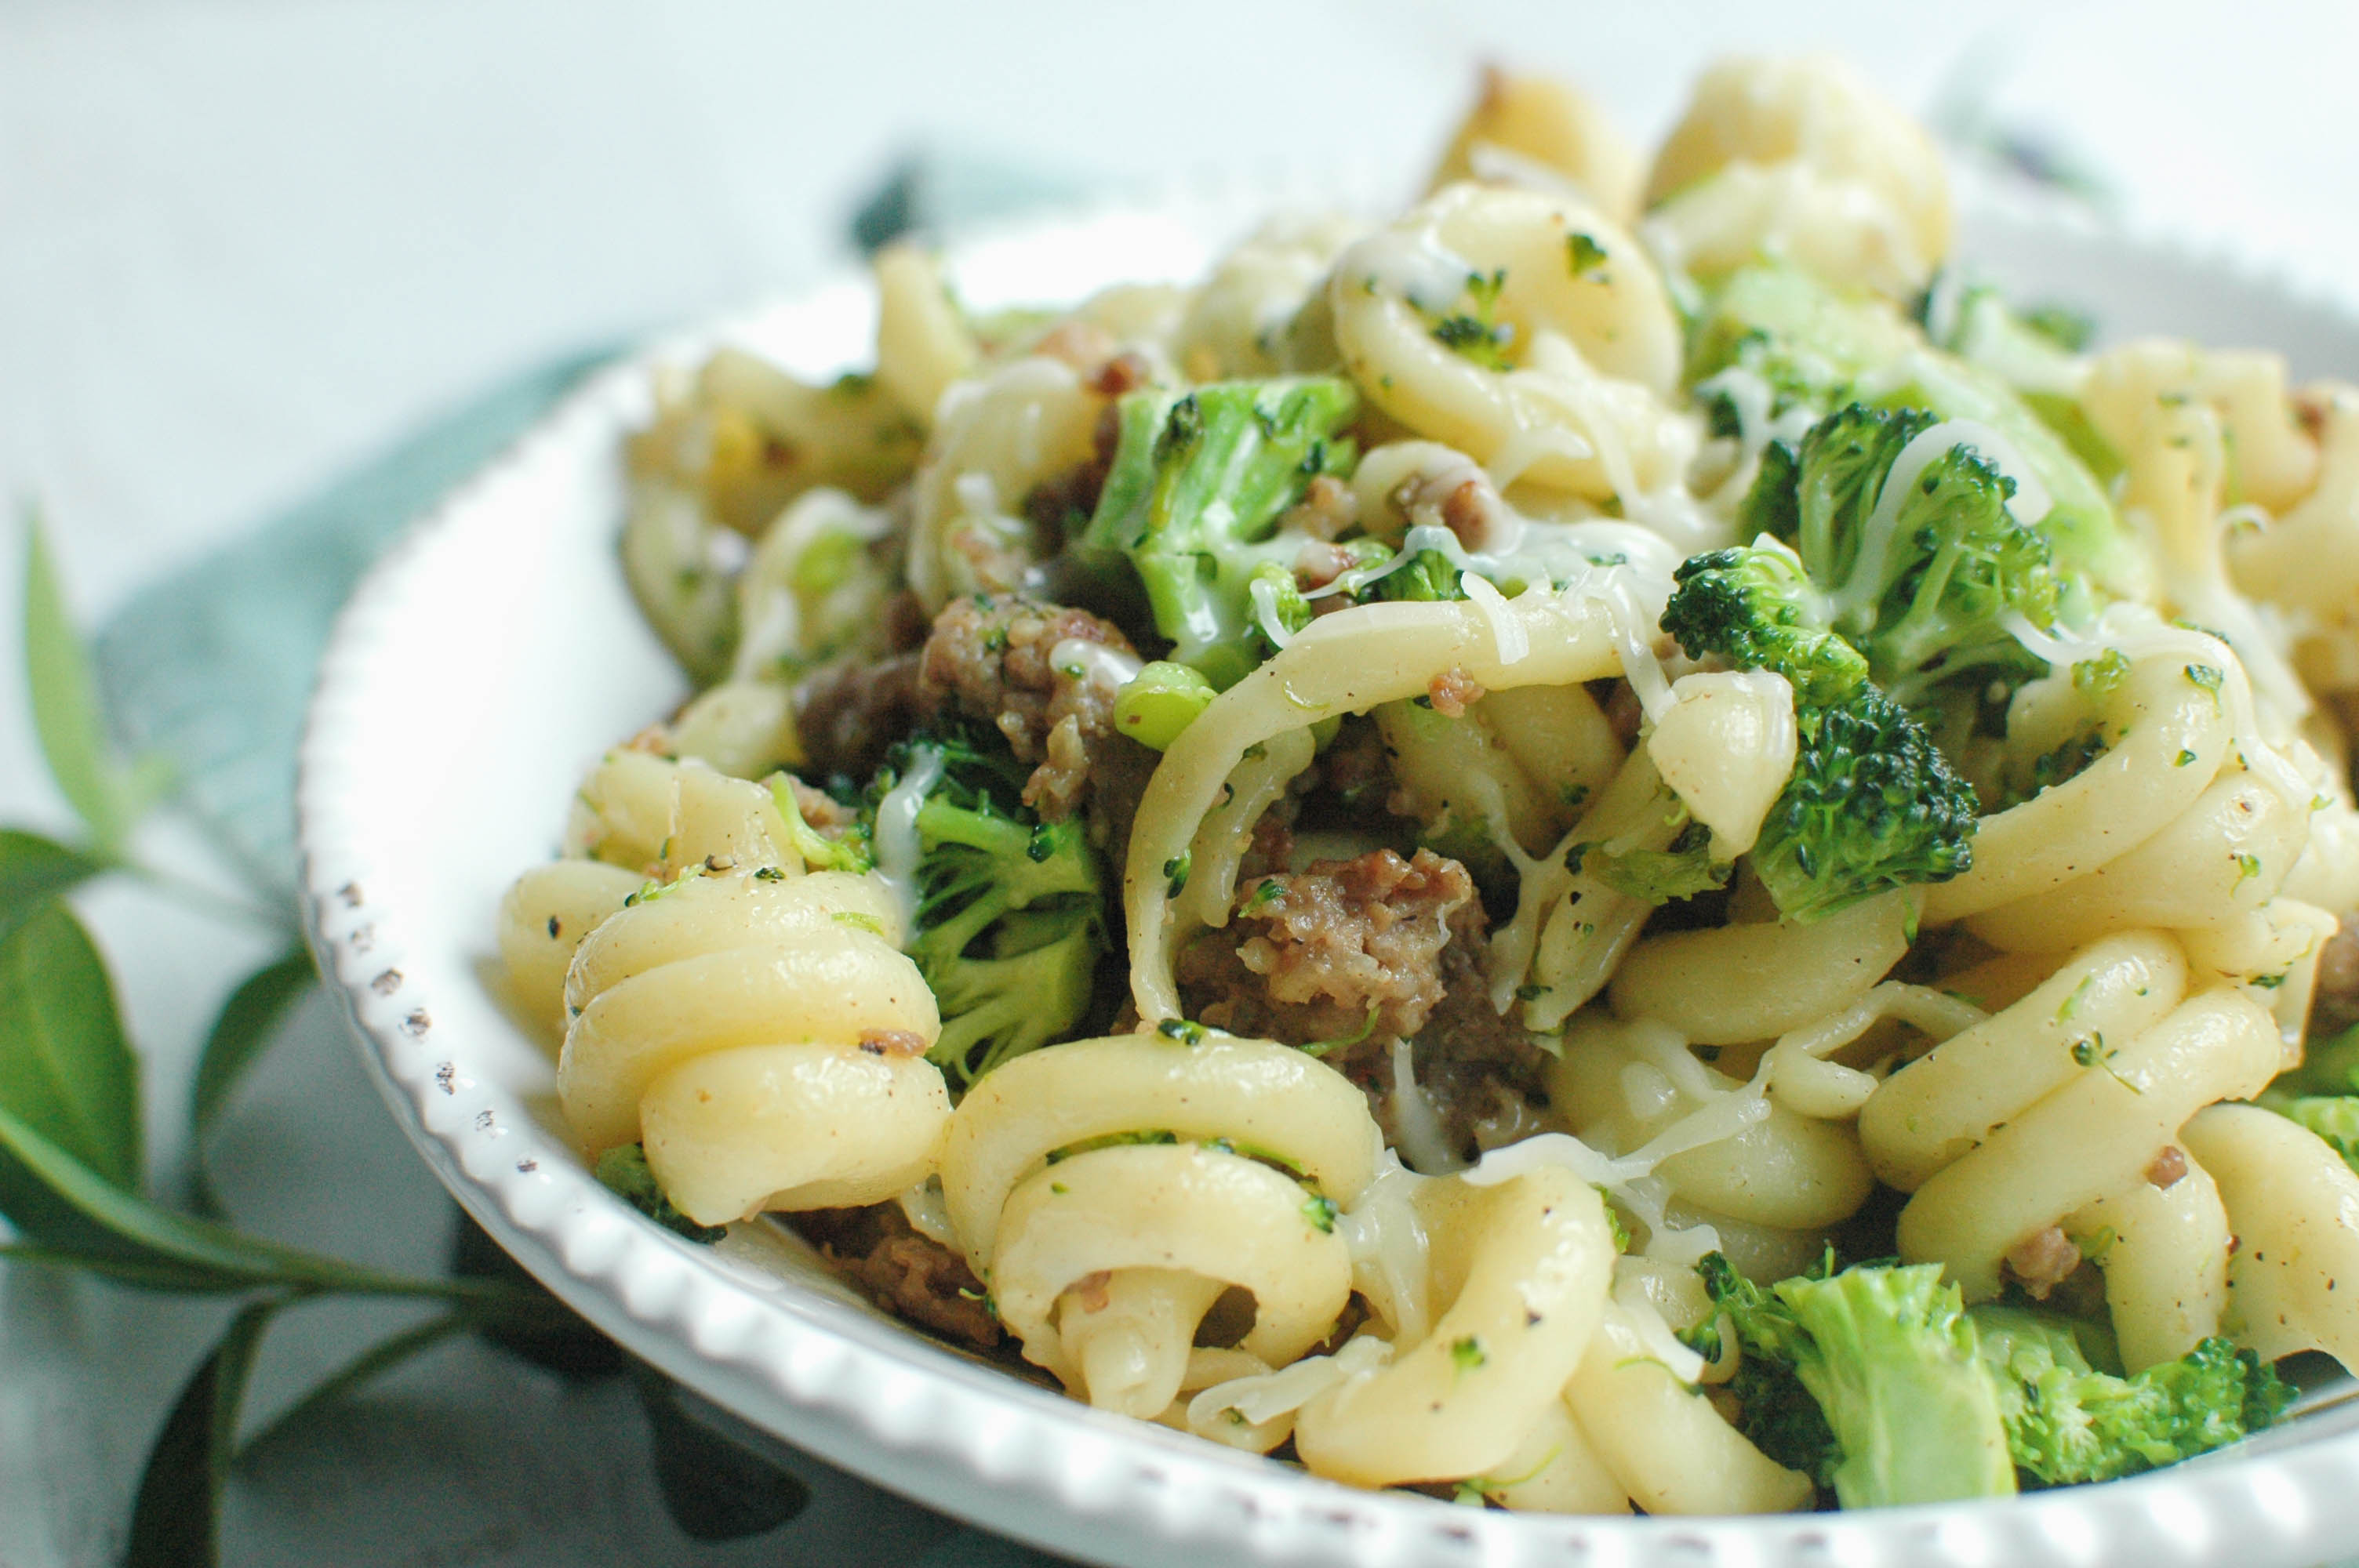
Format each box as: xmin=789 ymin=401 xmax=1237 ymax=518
xmin=1861 ymin=931 xmax=2190 ymax=1192
xmin=1123 ymin=582 xmax=1634 ymax=1022
xmin=1923 ymin=650 xmax=2234 ymax=924
xmin=907 ymin=354 xmax=1100 ymax=609
xmin=1642 ymin=56 xmax=1950 ymax=299
xmin=496 ymin=859 xmax=645 ymax=1033
xmin=1292 ymin=1164 xmax=1615 ymax=1486
xmin=1547 ymin=1014 xmax=1874 ymax=1232
xmin=1429 ymin=67 xmax=1644 ymax=222
xmin=1329 ymin=182 xmax=1687 ymax=499
xmin=1564 ymin=1304 xmax=1816 ymax=1514
xmin=992 ymin=1145 xmax=1351 ymax=1414
xmin=940 ymin=1033 xmax=1379 ymax=1414
xmin=2230 ymin=387 xmax=2359 ymax=686
xmin=558 ymin=869 xmax=947 ymax=1226
xmin=1964 ymin=768 xmax=2307 ymax=953
xmin=1895 ymin=985 xmax=2279 ymax=1300
xmin=2181 ymin=1103 xmax=2359 ymax=1369
xmin=2065 ymin=1153 xmax=2230 ymax=1372
xmin=1608 ymin=889 xmax=1912 ymax=1046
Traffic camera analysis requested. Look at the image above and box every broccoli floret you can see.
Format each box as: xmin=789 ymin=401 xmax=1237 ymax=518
xmin=594 ymin=1143 xmax=725 ymax=1243
xmin=1750 ymin=680 xmax=1979 ymax=922
xmin=1971 ymin=1306 xmax=2293 ymax=1486
xmin=1739 ymin=402 xmax=2059 ymax=710
xmin=885 ymin=734 xmax=1107 ymax=1087
xmin=1703 ymin=1253 xmax=2018 ymax=1508
xmin=1081 ymin=377 xmax=1358 ymax=687
xmin=1690 ymin=263 xmax=2137 ymax=598
xmin=1659 ymin=538 xmax=1869 ymax=707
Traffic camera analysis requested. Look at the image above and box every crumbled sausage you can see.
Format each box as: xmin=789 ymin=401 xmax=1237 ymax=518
xmin=1427 ymin=667 xmax=1485 ymax=719
xmin=858 ymin=1029 xmax=929 ymax=1058
xmin=793 ymin=651 xmax=924 ymax=779
xmin=795 ymin=1204 xmax=1000 ymax=1349
xmin=783 ymin=775 xmax=859 ymax=838
xmin=1281 ymin=474 xmax=1359 ymax=541
xmin=2146 ymin=1145 xmax=2190 ymax=1189
xmin=2003 ymin=1226 xmax=2084 ymax=1301
xmin=1179 ymin=848 xmax=1476 ymax=1044
xmin=918 ymin=594 xmax=1143 ymax=820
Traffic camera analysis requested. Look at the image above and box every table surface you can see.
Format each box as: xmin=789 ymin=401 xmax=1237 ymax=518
xmin=5 ymin=2 xmax=2359 ymax=1563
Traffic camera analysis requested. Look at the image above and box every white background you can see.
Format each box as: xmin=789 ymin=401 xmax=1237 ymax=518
xmin=3 ymin=2 xmax=2357 ymax=1563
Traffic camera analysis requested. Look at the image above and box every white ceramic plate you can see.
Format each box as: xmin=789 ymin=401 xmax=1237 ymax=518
xmin=299 ymin=177 xmax=2359 ymax=1568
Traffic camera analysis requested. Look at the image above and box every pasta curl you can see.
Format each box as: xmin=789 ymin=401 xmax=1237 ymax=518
xmin=1329 ymin=183 xmax=1689 ymax=499
xmin=940 ymin=1033 xmax=1379 ymax=1416
xmin=557 ymin=869 xmax=948 ymax=1227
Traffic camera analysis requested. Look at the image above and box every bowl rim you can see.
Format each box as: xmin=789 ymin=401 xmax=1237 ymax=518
xmin=297 ymin=177 xmax=2359 ymax=1568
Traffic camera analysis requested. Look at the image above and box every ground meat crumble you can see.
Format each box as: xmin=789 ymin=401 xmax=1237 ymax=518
xmin=794 ymin=1204 xmax=1000 ymax=1350
xmin=917 ymin=593 xmax=1144 ymax=820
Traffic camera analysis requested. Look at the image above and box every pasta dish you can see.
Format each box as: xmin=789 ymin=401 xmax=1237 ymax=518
xmin=496 ymin=57 xmax=2359 ymax=1512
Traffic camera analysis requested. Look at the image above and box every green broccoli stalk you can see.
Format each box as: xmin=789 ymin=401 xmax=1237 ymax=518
xmin=1703 ymin=1253 xmax=2018 ymax=1508
xmin=885 ymin=735 xmax=1107 ymax=1087
xmin=1970 ymin=1307 xmax=2293 ymax=1486
xmin=1750 ymin=681 xmax=1979 ymax=922
xmin=1737 ymin=402 xmax=2059 ymax=710
xmin=1081 ymin=376 xmax=1358 ymax=687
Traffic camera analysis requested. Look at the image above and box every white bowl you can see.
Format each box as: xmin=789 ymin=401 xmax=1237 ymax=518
xmin=299 ymin=179 xmax=2359 ymax=1568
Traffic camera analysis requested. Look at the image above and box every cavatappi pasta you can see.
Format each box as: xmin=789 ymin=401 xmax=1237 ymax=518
xmin=500 ymin=56 xmax=2359 ymax=1512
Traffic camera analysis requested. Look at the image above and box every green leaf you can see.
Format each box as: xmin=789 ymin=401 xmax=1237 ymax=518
xmin=0 ymin=829 xmax=107 ymax=946
xmin=632 ymin=1364 xmax=809 ymax=1540
xmin=0 ymin=1102 xmax=506 ymax=1298
xmin=187 ymin=946 xmax=314 ymax=1215
xmin=0 ymin=1241 xmax=276 ymax=1294
xmin=23 ymin=512 xmax=130 ymax=851
xmin=450 ymin=1209 xmax=622 ymax=1378
xmin=235 ymin=1311 xmax=470 ymax=1461
xmin=0 ymin=902 xmax=143 ymax=1245
xmin=124 ymin=1298 xmax=277 ymax=1568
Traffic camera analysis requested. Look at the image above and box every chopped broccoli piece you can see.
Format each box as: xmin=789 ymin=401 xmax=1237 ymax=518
xmin=1081 ymin=376 xmax=1358 ymax=688
xmin=767 ymin=775 xmax=874 ymax=874
xmin=1750 ymin=681 xmax=1979 ymax=922
xmin=2270 ymin=1094 xmax=2359 ymax=1172
xmin=594 ymin=1143 xmax=725 ymax=1243
xmin=1659 ymin=537 xmax=1869 ymax=706
xmin=881 ymin=733 xmax=1107 ymax=1087
xmin=1372 ymin=547 xmax=1468 ymax=603
xmin=1112 ymin=659 xmax=1217 ymax=751
xmin=1971 ymin=1306 xmax=2292 ymax=1486
xmin=1685 ymin=264 xmax=1921 ymax=427
xmin=1582 ymin=821 xmax=1731 ymax=905
xmin=1703 ymin=1253 xmax=2016 ymax=1508
xmin=1739 ymin=402 xmax=2059 ymax=710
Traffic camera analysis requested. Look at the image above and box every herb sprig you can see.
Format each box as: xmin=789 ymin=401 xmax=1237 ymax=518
xmin=0 ymin=514 xmax=807 ymax=1564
